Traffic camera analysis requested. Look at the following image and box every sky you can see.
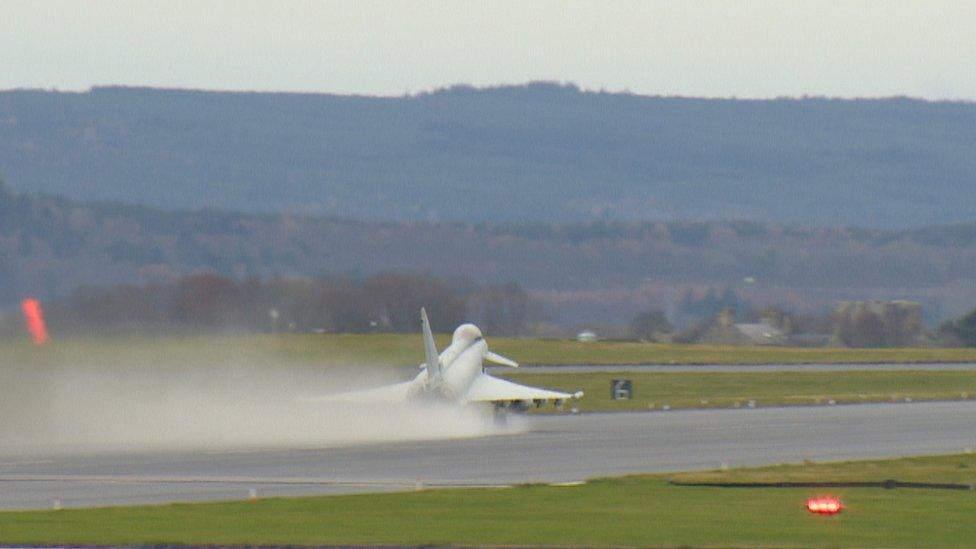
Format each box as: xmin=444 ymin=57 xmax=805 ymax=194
xmin=2 ymin=0 xmax=975 ymax=100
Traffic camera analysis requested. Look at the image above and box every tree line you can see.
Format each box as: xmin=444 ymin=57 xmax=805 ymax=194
xmin=0 ymin=273 xmax=537 ymax=338
xmin=4 ymin=182 xmax=976 ymax=327
xmin=5 ymin=270 xmax=976 ymax=347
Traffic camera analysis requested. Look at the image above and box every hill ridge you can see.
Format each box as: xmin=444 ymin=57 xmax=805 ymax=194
xmin=2 ymin=84 xmax=974 ymax=228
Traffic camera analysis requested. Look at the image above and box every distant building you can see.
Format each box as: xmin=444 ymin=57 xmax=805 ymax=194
xmin=576 ymin=330 xmax=598 ymax=342
xmin=699 ymin=309 xmax=787 ymax=346
xmin=734 ymin=322 xmax=787 ymax=345
xmin=787 ymin=333 xmax=833 ymax=347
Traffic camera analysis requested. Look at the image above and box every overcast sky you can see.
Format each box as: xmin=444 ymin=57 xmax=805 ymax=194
xmin=2 ymin=0 xmax=974 ymax=99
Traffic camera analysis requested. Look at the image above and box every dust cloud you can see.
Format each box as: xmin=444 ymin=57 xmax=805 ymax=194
xmin=0 ymin=345 xmax=524 ymax=456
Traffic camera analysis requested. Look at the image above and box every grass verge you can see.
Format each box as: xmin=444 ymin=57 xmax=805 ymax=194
xmin=2 ymin=454 xmax=976 ymax=547
xmin=6 ymin=335 xmax=976 ymax=413
xmin=502 ymin=370 xmax=976 ymax=412
xmin=3 ymin=333 xmax=976 ymax=368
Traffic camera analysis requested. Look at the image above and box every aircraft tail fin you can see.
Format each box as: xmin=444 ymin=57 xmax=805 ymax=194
xmin=421 ymin=308 xmax=441 ymax=382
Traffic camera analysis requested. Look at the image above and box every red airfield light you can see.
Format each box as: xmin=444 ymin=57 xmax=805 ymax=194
xmin=806 ymin=496 xmax=843 ymax=515
xmin=21 ymin=298 xmax=49 ymax=345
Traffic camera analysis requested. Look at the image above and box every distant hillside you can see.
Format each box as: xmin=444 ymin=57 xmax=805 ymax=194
xmin=2 ymin=186 xmax=976 ymax=325
xmin=1 ymin=84 xmax=974 ymax=228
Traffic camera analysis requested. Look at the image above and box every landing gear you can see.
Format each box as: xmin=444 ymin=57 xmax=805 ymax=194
xmin=509 ymin=400 xmax=531 ymax=413
xmin=492 ymin=402 xmax=509 ymax=427
xmin=491 ymin=400 xmax=534 ymax=427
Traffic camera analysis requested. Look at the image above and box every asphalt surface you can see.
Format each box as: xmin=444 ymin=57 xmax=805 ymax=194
xmin=491 ymin=362 xmax=976 ymax=373
xmin=2 ymin=401 xmax=975 ymax=510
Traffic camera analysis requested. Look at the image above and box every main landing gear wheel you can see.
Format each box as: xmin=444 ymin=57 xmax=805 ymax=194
xmin=492 ymin=403 xmax=509 ymax=426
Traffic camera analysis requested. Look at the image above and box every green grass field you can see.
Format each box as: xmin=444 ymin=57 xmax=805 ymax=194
xmin=2 ymin=454 xmax=975 ymax=547
xmin=501 ymin=370 xmax=976 ymax=412
xmin=3 ymin=335 xmax=976 ymax=546
xmin=5 ymin=334 xmax=976 ymax=414
xmin=3 ymin=332 xmax=976 ymax=368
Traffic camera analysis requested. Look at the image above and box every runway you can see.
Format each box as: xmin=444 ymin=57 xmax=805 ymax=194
xmin=2 ymin=401 xmax=975 ymax=510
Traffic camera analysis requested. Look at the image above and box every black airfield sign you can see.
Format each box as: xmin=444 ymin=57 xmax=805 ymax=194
xmin=611 ymin=379 xmax=633 ymax=400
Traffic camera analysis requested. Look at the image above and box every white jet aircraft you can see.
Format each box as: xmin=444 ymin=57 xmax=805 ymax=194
xmin=318 ymin=308 xmax=583 ymax=412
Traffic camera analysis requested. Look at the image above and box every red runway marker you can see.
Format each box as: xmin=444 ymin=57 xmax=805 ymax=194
xmin=21 ymin=298 xmax=49 ymax=345
xmin=806 ymin=496 xmax=844 ymax=515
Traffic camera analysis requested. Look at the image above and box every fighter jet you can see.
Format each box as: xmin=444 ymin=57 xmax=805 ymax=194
xmin=315 ymin=308 xmax=583 ymax=412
